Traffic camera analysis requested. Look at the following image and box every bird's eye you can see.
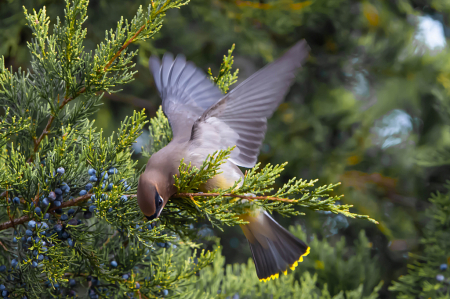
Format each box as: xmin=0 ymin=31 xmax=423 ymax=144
xmin=155 ymin=191 xmax=163 ymax=209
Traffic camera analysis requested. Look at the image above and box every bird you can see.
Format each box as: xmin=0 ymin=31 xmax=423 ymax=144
xmin=137 ymin=40 xmax=311 ymax=282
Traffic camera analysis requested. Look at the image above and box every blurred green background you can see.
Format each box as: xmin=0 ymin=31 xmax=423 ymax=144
xmin=2 ymin=0 xmax=450 ymax=297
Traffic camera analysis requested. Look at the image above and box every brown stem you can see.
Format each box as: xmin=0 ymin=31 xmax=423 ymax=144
xmin=27 ymin=88 xmax=86 ymax=163
xmin=177 ymin=192 xmax=296 ymax=203
xmin=0 ymin=193 xmax=91 ymax=231
xmin=0 ymin=241 xmax=8 ymax=251
xmin=99 ymin=230 xmax=119 ymax=251
xmin=103 ymin=25 xmax=147 ymax=71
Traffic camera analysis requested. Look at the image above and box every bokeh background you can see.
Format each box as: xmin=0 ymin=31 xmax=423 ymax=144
xmin=2 ymin=0 xmax=450 ymax=297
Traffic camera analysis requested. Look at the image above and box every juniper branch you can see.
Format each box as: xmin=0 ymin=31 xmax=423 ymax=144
xmin=177 ymin=192 xmax=297 ymax=203
xmin=0 ymin=193 xmax=92 ymax=230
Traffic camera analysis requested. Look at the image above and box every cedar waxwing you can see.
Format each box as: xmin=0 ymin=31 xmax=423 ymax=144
xmin=137 ymin=40 xmax=310 ymax=282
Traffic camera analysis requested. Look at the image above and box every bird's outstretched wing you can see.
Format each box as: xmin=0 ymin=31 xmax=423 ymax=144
xmin=189 ymin=40 xmax=310 ymax=168
xmin=149 ymin=54 xmax=223 ymax=141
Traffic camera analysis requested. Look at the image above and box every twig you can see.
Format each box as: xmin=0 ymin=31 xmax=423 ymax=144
xmin=27 ymin=89 xmax=85 ymax=163
xmin=0 ymin=193 xmax=92 ymax=231
xmin=177 ymin=192 xmax=296 ymax=203
xmin=99 ymin=230 xmax=119 ymax=251
xmin=0 ymin=241 xmax=8 ymax=251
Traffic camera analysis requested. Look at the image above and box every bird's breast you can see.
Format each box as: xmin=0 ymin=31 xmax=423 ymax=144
xmin=199 ymin=161 xmax=244 ymax=192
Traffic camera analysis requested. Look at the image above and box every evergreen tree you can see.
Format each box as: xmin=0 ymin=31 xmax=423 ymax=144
xmin=0 ymin=0 xmax=378 ymax=298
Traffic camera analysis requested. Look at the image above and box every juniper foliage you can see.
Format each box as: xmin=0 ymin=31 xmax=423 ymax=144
xmin=187 ymin=226 xmax=383 ymax=299
xmin=389 ymin=84 xmax=450 ymax=298
xmin=0 ymin=0 xmax=377 ymax=298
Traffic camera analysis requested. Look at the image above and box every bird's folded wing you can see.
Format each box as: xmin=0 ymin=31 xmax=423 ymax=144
xmin=149 ymin=54 xmax=223 ymax=141
xmin=189 ymin=40 xmax=310 ymax=168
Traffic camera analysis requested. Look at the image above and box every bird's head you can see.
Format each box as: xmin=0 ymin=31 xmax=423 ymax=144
xmin=137 ymin=173 xmax=167 ymax=220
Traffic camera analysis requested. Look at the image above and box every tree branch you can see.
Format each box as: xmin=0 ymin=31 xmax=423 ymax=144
xmin=176 ymin=192 xmax=297 ymax=203
xmin=0 ymin=193 xmax=92 ymax=231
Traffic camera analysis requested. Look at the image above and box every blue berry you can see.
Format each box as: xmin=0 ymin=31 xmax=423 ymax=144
xmin=89 ymin=175 xmax=98 ymax=182
xmin=68 ymin=238 xmax=74 ymax=247
xmin=55 ymin=188 xmax=63 ymax=195
xmin=84 ymin=211 xmax=92 ymax=219
xmin=101 ymin=172 xmax=108 ymax=180
xmin=26 ymin=229 xmax=33 ymax=236
xmin=68 ymin=219 xmax=78 ymax=226
xmin=88 ymin=169 xmax=97 ymax=176
xmin=0 ymin=266 xmax=5 ymax=272
xmin=11 ymin=259 xmax=18 ymax=268
xmin=61 ymin=214 xmax=68 ymax=221
xmin=79 ymin=190 xmax=87 ymax=196
xmin=27 ymin=237 xmax=33 ymax=243
xmin=92 ymin=277 xmax=99 ymax=286
xmin=89 ymin=205 xmax=96 ymax=213
xmin=107 ymin=183 xmax=113 ymax=191
xmin=2 ymin=290 xmax=7 ymax=296
xmin=108 ymin=207 xmax=113 ymax=213
xmin=57 ymin=167 xmax=65 ymax=174
xmin=125 ymin=186 xmax=130 ymax=191
xmin=135 ymin=282 xmax=140 ymax=289
xmin=44 ymin=213 xmax=50 ymax=220
xmin=62 ymin=232 xmax=69 ymax=239
xmin=101 ymin=183 xmax=105 ymax=189
xmin=108 ymin=168 xmax=118 ymax=175
xmin=34 ymin=207 xmax=41 ymax=215
xmin=110 ymin=261 xmax=118 ymax=267
xmin=55 ymin=224 xmax=63 ymax=232
xmin=163 ymin=290 xmax=168 ymax=296
xmin=122 ymin=274 xmax=129 ymax=280
xmin=28 ymin=220 xmax=36 ymax=229
xmin=42 ymin=198 xmax=50 ymax=206
xmin=13 ymin=237 xmax=17 ymax=243
xmin=121 ymin=195 xmax=128 ymax=201
xmin=69 ymin=279 xmax=76 ymax=286
xmin=0 ymin=284 xmax=5 ymax=290
xmin=48 ymin=191 xmax=56 ymax=200
xmin=441 ymin=264 xmax=448 ymax=271
xmin=65 ymin=186 xmax=71 ymax=193
xmin=38 ymin=255 xmax=44 ymax=262
xmin=85 ymin=183 xmax=93 ymax=191
xmin=41 ymin=223 xmax=49 ymax=230
xmin=54 ymin=200 xmax=61 ymax=207
xmin=68 ymin=208 xmax=75 ymax=216
xmin=13 ymin=197 xmax=20 ymax=204
xmin=437 ymin=274 xmax=445 ymax=281
xmin=31 ymin=261 xmax=38 ymax=268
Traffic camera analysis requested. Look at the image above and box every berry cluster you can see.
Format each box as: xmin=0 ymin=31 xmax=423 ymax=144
xmin=0 ymin=164 xmax=144 ymax=297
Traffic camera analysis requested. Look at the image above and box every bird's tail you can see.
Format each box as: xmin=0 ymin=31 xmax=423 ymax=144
xmin=240 ymin=211 xmax=310 ymax=282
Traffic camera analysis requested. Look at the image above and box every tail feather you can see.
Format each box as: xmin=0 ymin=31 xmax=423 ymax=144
xmin=241 ymin=212 xmax=310 ymax=282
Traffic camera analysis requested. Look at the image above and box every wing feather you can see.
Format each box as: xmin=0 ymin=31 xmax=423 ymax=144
xmin=148 ymin=54 xmax=223 ymax=140
xmin=190 ymin=40 xmax=310 ymax=167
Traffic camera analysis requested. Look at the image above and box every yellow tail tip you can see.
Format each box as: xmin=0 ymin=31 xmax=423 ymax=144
xmin=259 ymin=247 xmax=311 ymax=282
xmin=289 ymin=246 xmax=310 ymax=270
